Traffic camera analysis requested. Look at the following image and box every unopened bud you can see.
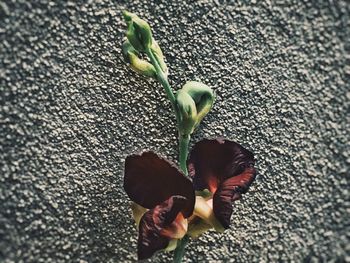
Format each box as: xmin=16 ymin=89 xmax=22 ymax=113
xmin=176 ymin=81 xmax=215 ymax=136
xmin=123 ymin=11 xmax=152 ymax=52
xmin=122 ymin=40 xmax=157 ymax=78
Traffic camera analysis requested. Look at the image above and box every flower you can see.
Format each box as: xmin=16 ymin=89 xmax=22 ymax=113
xmin=188 ymin=138 xmax=256 ymax=231
xmin=124 ymin=152 xmax=195 ymax=260
xmin=124 ymin=139 xmax=256 ymax=259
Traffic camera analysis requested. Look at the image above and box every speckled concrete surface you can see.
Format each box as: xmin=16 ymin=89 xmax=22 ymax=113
xmin=1 ymin=0 xmax=349 ymax=262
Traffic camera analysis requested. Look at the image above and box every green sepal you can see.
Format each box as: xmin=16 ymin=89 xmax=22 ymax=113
xmin=176 ymin=90 xmax=197 ymax=135
xmin=151 ymin=39 xmax=168 ymax=76
xmin=187 ymin=218 xmax=212 ymax=239
xmin=176 ymin=81 xmax=215 ymax=136
xmin=123 ymin=10 xmax=152 ymax=52
xmin=195 ymin=189 xmax=212 ymax=199
xmin=164 ymin=239 xmax=178 ymax=251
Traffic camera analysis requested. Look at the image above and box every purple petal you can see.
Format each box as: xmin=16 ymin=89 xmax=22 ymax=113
xmin=188 ymin=138 xmax=255 ymax=192
xmin=124 ymin=151 xmax=195 ymax=217
xmin=213 ymin=167 xmax=256 ymax=229
xmin=137 ymin=196 xmax=187 ymax=260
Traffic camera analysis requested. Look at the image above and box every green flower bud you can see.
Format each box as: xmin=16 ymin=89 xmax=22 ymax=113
xmin=176 ymin=81 xmax=215 ymax=136
xmin=128 ymin=53 xmax=157 ymax=78
xmin=122 ymin=40 xmax=157 ymax=78
xmin=123 ymin=11 xmax=152 ymax=52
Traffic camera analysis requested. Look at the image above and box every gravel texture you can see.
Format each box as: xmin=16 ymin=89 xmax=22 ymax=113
xmin=1 ymin=0 xmax=349 ymax=262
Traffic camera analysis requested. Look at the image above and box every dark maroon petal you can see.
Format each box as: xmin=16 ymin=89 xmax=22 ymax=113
xmin=124 ymin=151 xmax=195 ymax=217
xmin=188 ymin=138 xmax=255 ymax=192
xmin=213 ymin=167 xmax=256 ymax=229
xmin=137 ymin=196 xmax=187 ymax=260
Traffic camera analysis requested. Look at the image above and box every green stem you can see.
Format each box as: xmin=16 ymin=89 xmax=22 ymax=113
xmin=173 ymin=133 xmax=190 ymax=262
xmin=179 ymin=134 xmax=190 ymax=176
xmin=145 ymin=48 xmax=180 ymax=124
xmin=146 ymin=47 xmax=190 ymax=263
xmin=173 ymin=235 xmax=189 ymax=263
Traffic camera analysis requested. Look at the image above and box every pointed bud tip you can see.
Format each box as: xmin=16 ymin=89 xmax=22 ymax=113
xmin=122 ymin=10 xmax=134 ymax=21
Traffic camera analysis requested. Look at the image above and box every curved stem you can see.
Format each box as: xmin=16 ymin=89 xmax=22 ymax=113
xmin=173 ymin=235 xmax=189 ymax=263
xmin=145 ymin=48 xmax=180 ymax=124
xmin=179 ymin=134 xmax=190 ymax=176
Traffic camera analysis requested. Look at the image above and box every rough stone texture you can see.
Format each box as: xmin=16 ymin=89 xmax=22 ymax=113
xmin=1 ymin=0 xmax=349 ymax=262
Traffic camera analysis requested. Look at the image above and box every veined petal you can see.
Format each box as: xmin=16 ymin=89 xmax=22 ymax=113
xmin=213 ymin=167 xmax=256 ymax=229
xmin=124 ymin=151 xmax=195 ymax=217
xmin=188 ymin=138 xmax=255 ymax=192
xmin=137 ymin=196 xmax=188 ymax=260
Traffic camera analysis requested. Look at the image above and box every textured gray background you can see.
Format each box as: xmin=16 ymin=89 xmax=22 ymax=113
xmin=1 ymin=0 xmax=349 ymax=262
